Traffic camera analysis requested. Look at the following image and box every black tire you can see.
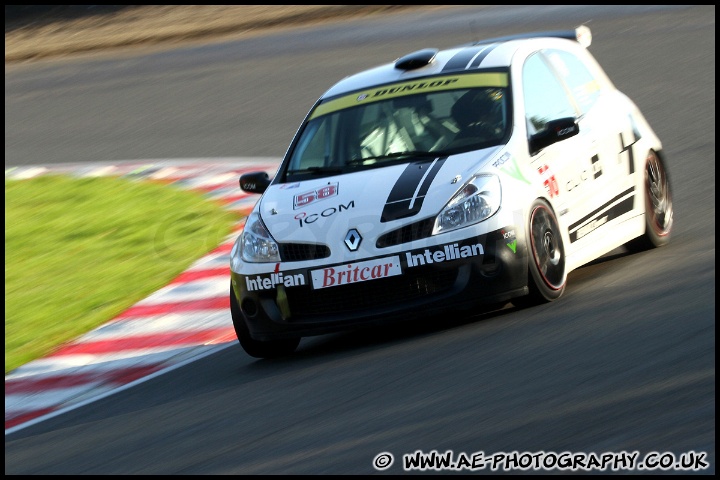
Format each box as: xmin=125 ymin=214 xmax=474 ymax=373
xmin=513 ymin=199 xmax=566 ymax=307
xmin=230 ymin=285 xmax=300 ymax=359
xmin=625 ymin=150 xmax=673 ymax=252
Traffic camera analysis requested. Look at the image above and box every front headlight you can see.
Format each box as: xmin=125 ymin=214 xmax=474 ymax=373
xmin=433 ymin=174 xmax=501 ymax=235
xmin=233 ymin=212 xmax=281 ymax=264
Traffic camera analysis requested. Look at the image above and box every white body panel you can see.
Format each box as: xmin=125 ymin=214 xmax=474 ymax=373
xmin=228 ymin=27 xmax=671 ymax=350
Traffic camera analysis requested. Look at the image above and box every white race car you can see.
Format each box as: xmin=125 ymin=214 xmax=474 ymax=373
xmin=230 ymin=26 xmax=673 ymax=358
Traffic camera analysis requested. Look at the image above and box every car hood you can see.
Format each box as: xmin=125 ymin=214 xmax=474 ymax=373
xmin=257 ymin=148 xmax=501 ymax=257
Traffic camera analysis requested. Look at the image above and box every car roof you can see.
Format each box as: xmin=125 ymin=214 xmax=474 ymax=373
xmin=320 ymin=26 xmax=592 ymax=100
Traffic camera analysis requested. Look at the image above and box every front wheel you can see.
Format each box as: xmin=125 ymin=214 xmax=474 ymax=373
xmin=625 ymin=150 xmax=673 ymax=252
xmin=230 ymin=285 xmax=300 ymax=359
xmin=513 ymin=199 xmax=566 ymax=307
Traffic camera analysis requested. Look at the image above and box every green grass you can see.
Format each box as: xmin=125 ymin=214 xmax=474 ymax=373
xmin=5 ymin=174 xmax=242 ymax=374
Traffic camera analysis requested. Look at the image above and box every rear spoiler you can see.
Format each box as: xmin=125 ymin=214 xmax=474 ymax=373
xmin=469 ymin=25 xmax=592 ymax=48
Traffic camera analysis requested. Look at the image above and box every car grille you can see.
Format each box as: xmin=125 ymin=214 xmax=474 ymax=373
xmin=376 ymin=217 xmax=435 ymax=248
xmin=285 ymin=265 xmax=458 ymax=317
xmin=279 ymin=243 xmax=330 ymax=261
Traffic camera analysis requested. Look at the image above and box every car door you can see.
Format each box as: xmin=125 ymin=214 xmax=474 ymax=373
xmin=521 ymin=50 xmax=594 ymax=257
xmin=541 ymin=48 xmax=636 ymax=246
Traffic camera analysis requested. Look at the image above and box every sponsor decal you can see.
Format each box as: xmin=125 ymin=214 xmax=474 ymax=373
xmin=538 ymin=164 xmax=559 ymax=198
xmin=294 ymin=182 xmax=338 ymax=209
xmin=369 ymin=78 xmax=459 ymax=99
xmin=566 ymin=156 xmax=602 ymax=192
xmin=246 ymin=272 xmax=307 ymax=291
xmin=501 ymin=228 xmax=517 ymax=253
xmin=591 ymin=154 xmax=603 ymax=179
xmin=566 ymin=166 xmax=593 ymax=192
xmin=575 ymin=215 xmax=608 ymax=240
xmin=309 ymin=73 xmax=508 ymax=120
xmin=294 ymin=200 xmax=355 ymax=227
xmin=492 ymin=152 xmax=511 ymax=168
xmin=405 ymin=242 xmax=483 ymax=267
xmin=622 ymin=117 xmax=642 ymax=174
xmin=556 ymin=125 xmax=577 ymax=137
xmin=311 ymin=256 xmax=402 ymax=289
xmin=497 ymin=156 xmax=531 ymax=184
xmin=619 ymin=132 xmax=635 ymax=173
xmin=280 ymin=182 xmax=301 ymax=189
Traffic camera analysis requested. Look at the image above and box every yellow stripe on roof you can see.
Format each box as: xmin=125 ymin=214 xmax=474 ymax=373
xmin=310 ymin=72 xmax=508 ymax=120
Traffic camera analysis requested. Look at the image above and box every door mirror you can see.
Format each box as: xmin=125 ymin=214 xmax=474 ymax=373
xmin=239 ymin=171 xmax=271 ymax=194
xmin=529 ymin=117 xmax=579 ymax=154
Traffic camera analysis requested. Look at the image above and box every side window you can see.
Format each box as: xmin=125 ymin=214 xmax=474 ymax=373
xmin=544 ymin=49 xmax=601 ymax=114
xmin=522 ymin=52 xmax=576 ymax=134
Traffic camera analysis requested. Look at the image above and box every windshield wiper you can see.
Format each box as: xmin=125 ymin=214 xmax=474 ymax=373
xmin=352 ymin=151 xmax=438 ymax=164
xmin=286 ymin=166 xmax=345 ymax=175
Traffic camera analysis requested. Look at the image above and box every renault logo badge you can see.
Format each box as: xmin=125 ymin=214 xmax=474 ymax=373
xmin=345 ymin=229 xmax=362 ymax=251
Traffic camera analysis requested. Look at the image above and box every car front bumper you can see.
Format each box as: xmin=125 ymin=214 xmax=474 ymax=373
xmin=231 ymin=226 xmax=528 ymax=341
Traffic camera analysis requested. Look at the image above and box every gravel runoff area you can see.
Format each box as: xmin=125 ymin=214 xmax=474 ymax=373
xmin=5 ymin=5 xmax=454 ymax=64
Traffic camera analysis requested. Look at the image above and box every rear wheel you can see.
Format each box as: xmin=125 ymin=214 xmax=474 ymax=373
xmin=230 ymin=285 xmax=300 ymax=359
xmin=513 ymin=199 xmax=566 ymax=307
xmin=625 ymin=150 xmax=673 ymax=252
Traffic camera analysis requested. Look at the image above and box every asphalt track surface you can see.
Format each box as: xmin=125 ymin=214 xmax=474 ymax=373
xmin=4 ymin=5 xmax=715 ymax=475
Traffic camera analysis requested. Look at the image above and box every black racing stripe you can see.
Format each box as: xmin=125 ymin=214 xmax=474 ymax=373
xmin=381 ymin=158 xmax=446 ymax=223
xmin=385 ymin=164 xmax=428 ymax=203
xmin=568 ymin=196 xmax=635 ymax=243
xmin=467 ymin=43 xmax=500 ymax=69
xmin=442 ymin=43 xmax=499 ymax=72
xmin=442 ymin=44 xmax=493 ymax=72
xmin=568 ymin=186 xmax=634 ymax=230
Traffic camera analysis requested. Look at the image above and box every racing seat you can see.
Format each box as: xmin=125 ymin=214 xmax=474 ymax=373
xmin=450 ymin=89 xmax=504 ymax=143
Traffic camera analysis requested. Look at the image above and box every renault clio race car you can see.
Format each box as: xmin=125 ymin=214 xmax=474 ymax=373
xmin=229 ymin=26 xmax=673 ymax=358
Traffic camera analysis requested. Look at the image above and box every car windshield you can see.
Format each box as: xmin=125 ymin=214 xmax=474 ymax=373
xmin=285 ymin=84 xmax=510 ymax=179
